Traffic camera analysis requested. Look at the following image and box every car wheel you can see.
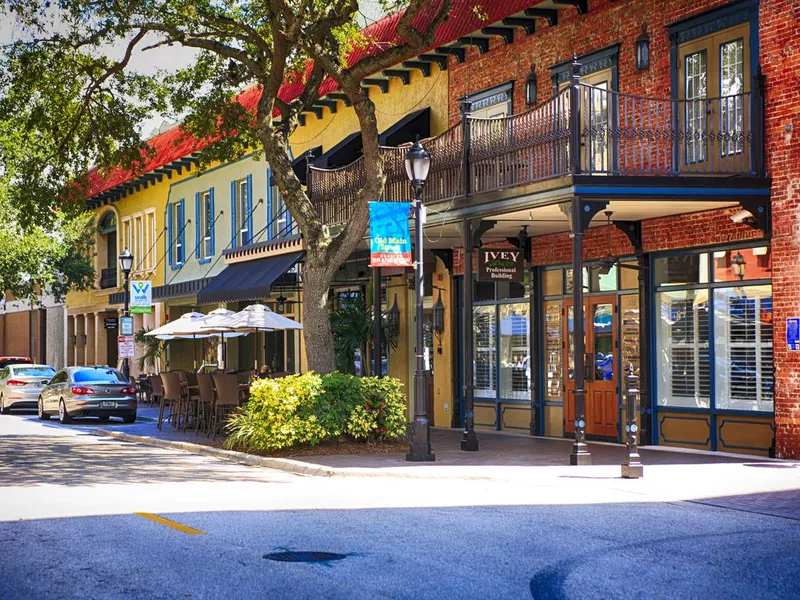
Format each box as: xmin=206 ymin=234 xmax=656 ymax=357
xmin=0 ymin=395 xmax=8 ymax=415
xmin=122 ymin=412 xmax=136 ymax=424
xmin=38 ymin=397 xmax=50 ymax=421
xmin=58 ymin=400 xmax=72 ymax=424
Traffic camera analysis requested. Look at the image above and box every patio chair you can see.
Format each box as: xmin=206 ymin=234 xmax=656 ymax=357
xmin=159 ymin=372 xmax=184 ymax=431
xmin=210 ymin=374 xmax=240 ymax=440
xmin=149 ymin=375 xmax=163 ymax=410
xmin=135 ymin=375 xmax=147 ymax=404
xmin=195 ymin=373 xmax=215 ymax=436
xmin=236 ymin=370 xmax=252 ymax=385
xmin=174 ymin=371 xmax=199 ymax=432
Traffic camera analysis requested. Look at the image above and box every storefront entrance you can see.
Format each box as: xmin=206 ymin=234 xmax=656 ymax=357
xmin=564 ymin=296 xmax=618 ymax=438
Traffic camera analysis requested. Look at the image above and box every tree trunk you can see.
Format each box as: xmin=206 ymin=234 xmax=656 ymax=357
xmin=301 ymin=257 xmax=337 ymax=374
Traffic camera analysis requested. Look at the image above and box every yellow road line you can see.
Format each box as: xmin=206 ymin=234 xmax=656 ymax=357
xmin=134 ymin=512 xmax=205 ymax=535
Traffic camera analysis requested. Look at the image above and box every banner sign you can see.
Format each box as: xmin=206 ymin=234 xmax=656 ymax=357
xmin=130 ymin=280 xmax=152 ymax=314
xmin=118 ymin=335 xmax=135 ymax=359
xmin=478 ymin=248 xmax=524 ymax=282
xmin=369 ymin=202 xmax=413 ymax=268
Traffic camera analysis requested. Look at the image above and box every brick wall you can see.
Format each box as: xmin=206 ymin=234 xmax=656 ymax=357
xmin=447 ymin=0 xmax=738 ymax=125
xmin=760 ymin=0 xmax=800 ymax=458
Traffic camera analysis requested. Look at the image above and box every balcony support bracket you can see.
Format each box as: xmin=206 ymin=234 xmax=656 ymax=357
xmin=738 ymin=198 xmax=771 ymax=236
xmin=612 ymin=221 xmax=642 ymax=253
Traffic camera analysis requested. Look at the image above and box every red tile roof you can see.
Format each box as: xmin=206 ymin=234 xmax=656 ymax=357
xmin=84 ymin=0 xmax=540 ymax=199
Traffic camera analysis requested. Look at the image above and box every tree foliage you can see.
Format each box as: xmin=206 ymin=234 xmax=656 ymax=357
xmin=0 ymin=0 xmax=451 ymax=371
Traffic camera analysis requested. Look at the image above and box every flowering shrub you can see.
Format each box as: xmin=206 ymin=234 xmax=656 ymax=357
xmin=224 ymin=372 xmax=408 ymax=452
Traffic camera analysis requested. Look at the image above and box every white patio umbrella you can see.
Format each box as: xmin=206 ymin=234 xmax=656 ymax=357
xmin=196 ymin=308 xmax=247 ymax=369
xmin=219 ymin=304 xmax=302 ymax=369
xmin=145 ymin=311 xmax=211 ymax=370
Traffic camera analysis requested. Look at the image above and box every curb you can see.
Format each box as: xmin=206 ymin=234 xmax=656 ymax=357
xmin=89 ymin=429 xmax=494 ymax=480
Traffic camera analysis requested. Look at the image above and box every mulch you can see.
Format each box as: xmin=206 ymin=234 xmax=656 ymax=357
xmin=195 ymin=436 xmax=407 ymax=458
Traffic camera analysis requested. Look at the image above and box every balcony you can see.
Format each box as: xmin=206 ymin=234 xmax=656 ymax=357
xmin=309 ymin=80 xmax=765 ymax=227
xmin=99 ymin=267 xmax=117 ymax=290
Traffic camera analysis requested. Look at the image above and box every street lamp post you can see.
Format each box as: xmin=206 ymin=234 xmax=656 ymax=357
xmin=405 ymin=138 xmax=435 ymax=462
xmin=119 ymin=248 xmax=133 ymax=382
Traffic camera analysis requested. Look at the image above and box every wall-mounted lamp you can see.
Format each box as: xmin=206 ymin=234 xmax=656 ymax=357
xmin=387 ymin=294 xmax=400 ymax=338
xmin=431 ymin=290 xmax=445 ymax=354
xmin=731 ymin=251 xmax=746 ymax=281
xmin=525 ymin=65 xmax=538 ymax=106
xmin=635 ymin=23 xmax=650 ymax=71
xmin=275 ymin=295 xmax=287 ymax=314
xmin=81 ymin=334 xmax=88 ymax=345
xmin=71 ymin=335 xmax=77 ymax=346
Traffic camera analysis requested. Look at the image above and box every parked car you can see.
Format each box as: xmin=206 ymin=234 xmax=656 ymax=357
xmin=38 ymin=366 xmax=137 ymax=424
xmin=0 ymin=364 xmax=56 ymax=413
xmin=0 ymin=357 xmax=33 ymax=369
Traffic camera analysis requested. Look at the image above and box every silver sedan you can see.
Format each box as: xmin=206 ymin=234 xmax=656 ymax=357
xmin=39 ymin=366 xmax=137 ymax=424
xmin=0 ymin=364 xmax=56 ymax=413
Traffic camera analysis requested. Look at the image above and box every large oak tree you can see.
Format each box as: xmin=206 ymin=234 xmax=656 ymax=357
xmin=0 ymin=0 xmax=451 ymax=372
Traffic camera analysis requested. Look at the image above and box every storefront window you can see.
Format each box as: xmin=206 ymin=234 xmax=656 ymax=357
xmin=713 ymin=247 xmax=771 ymax=282
xmin=654 ymin=254 xmax=709 ymax=287
xmin=656 ymin=290 xmax=710 ymax=408
xmin=473 ymin=305 xmax=496 ymax=399
xmin=620 ymin=262 xmax=639 ymax=290
xmin=499 ymin=303 xmax=529 ymax=400
xmin=620 ymin=294 xmax=640 ymax=377
xmin=544 ymin=269 xmax=562 ymax=296
xmin=565 ymin=267 xmax=589 ymax=294
xmin=713 ymin=285 xmax=773 ymax=411
xmin=589 ymin=265 xmax=618 ymax=292
xmin=544 ymin=301 xmax=562 ymax=400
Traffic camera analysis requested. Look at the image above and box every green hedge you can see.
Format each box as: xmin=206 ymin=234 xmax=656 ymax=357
xmin=224 ymin=372 xmax=408 ymax=452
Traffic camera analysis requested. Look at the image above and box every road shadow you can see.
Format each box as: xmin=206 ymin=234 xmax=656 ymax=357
xmin=0 ymin=433 xmax=287 ymax=487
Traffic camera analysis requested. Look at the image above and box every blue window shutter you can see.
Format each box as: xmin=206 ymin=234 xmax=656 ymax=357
xmin=286 ymin=204 xmax=293 ymax=236
xmin=266 ymin=169 xmax=273 ymax=241
xmin=209 ymin=187 xmax=215 ymax=255
xmin=167 ymin=204 xmax=173 ymax=267
xmin=179 ymin=199 xmax=185 ymax=264
xmin=230 ymin=180 xmax=237 ymax=249
xmin=246 ymin=174 xmax=253 ymax=243
xmin=195 ymin=192 xmax=201 ymax=258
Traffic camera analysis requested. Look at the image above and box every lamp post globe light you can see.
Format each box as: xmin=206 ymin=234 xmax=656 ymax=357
xmin=119 ymin=248 xmax=133 ymax=382
xmin=405 ymin=138 xmax=435 ymax=462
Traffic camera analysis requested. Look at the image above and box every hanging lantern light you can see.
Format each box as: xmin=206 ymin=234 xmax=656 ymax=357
xmin=636 ymin=23 xmax=650 ymax=71
xmin=275 ymin=295 xmax=287 ymax=314
xmin=387 ymin=294 xmax=400 ymax=337
xmin=432 ymin=291 xmax=445 ymax=335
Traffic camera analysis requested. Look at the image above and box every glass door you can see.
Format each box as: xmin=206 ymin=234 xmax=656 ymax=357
xmin=563 ymin=295 xmax=619 ymax=438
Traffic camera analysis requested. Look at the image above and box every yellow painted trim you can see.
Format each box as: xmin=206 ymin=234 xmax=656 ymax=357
xmin=134 ymin=512 xmax=205 ymax=535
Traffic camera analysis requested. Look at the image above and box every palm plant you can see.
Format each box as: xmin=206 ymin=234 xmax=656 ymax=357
xmin=134 ymin=328 xmax=165 ymax=373
xmin=330 ymin=298 xmax=397 ymax=375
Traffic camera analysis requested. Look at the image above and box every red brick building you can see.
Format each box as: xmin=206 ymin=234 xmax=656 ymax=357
xmin=311 ymin=0 xmax=798 ymax=458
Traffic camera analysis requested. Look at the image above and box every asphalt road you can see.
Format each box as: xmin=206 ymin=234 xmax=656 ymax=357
xmin=1 ymin=411 xmax=800 ymax=599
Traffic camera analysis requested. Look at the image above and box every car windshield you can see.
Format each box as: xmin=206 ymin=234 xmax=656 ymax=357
xmin=0 ymin=359 xmax=32 ymax=368
xmin=72 ymin=369 xmax=126 ymax=383
xmin=14 ymin=367 xmax=56 ymax=377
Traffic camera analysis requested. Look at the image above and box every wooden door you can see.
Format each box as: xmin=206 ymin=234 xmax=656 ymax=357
xmin=677 ymin=23 xmax=750 ymax=173
xmin=563 ymin=296 xmax=618 ymax=438
xmin=586 ymin=297 xmax=618 ymax=437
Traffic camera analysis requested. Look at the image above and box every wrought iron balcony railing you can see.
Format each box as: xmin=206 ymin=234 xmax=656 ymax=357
xmin=309 ymin=67 xmax=765 ymax=227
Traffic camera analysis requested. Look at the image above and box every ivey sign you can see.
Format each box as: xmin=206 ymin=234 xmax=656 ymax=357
xmin=477 ymin=248 xmax=524 ymax=282
xmin=130 ymin=280 xmax=152 ymax=314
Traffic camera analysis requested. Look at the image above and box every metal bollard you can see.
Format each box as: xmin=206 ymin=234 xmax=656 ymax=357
xmin=621 ymin=363 xmax=644 ymax=479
